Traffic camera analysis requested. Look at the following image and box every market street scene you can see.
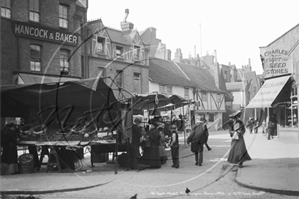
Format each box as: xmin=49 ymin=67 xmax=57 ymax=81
xmin=0 ymin=0 xmax=299 ymax=199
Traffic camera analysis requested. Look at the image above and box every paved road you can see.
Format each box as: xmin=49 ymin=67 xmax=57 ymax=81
xmin=3 ymin=131 xmax=298 ymax=199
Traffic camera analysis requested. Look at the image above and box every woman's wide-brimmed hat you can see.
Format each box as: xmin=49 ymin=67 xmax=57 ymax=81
xmin=229 ymin=110 xmax=242 ymax=118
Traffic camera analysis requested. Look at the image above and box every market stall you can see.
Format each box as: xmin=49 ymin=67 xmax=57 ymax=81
xmin=1 ymin=78 xmax=128 ymax=173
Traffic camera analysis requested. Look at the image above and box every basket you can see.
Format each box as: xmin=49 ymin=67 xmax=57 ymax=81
xmin=18 ymin=153 xmax=34 ymax=174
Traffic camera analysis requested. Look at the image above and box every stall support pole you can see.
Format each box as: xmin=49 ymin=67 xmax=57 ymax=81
xmin=182 ymin=106 xmax=186 ymax=146
xmin=114 ymin=133 xmax=119 ymax=174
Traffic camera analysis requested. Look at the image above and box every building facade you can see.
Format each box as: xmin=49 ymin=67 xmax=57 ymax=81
xmin=247 ymin=24 xmax=299 ymax=140
xmin=1 ymin=0 xmax=88 ymax=85
xmin=149 ymin=57 xmax=226 ymax=130
xmin=86 ymin=16 xmax=150 ymax=100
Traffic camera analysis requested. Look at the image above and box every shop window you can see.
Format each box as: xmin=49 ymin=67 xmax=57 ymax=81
xmin=116 ymin=70 xmax=123 ymax=88
xmin=59 ymin=4 xmax=68 ymax=29
xmin=60 ymin=49 xmax=70 ymax=75
xmin=29 ymin=0 xmax=40 ymax=22
xmin=116 ymin=46 xmax=123 ymax=57
xmin=208 ymin=113 xmax=214 ymax=122
xmin=1 ymin=0 xmax=11 ymax=18
xmin=133 ymin=45 xmax=140 ymax=60
xmin=30 ymin=45 xmax=41 ymax=71
xmin=184 ymin=88 xmax=189 ymax=99
xmin=133 ymin=73 xmax=141 ymax=93
xmin=202 ymin=92 xmax=208 ymax=101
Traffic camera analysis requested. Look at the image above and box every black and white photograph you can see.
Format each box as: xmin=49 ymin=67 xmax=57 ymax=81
xmin=0 ymin=0 xmax=299 ymax=198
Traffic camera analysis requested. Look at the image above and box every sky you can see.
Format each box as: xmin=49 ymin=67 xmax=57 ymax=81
xmin=87 ymin=0 xmax=299 ymax=75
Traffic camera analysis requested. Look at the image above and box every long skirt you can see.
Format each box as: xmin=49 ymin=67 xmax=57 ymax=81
xmin=1 ymin=144 xmax=19 ymax=175
xmin=227 ymin=137 xmax=251 ymax=164
xmin=148 ymin=145 xmax=161 ymax=168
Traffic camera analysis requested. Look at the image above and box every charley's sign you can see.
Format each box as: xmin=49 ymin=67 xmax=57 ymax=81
xmin=260 ymin=48 xmax=291 ymax=78
xmin=12 ymin=21 xmax=79 ymax=46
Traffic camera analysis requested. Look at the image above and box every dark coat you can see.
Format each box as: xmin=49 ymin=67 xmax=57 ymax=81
xmin=187 ymin=122 xmax=209 ymax=153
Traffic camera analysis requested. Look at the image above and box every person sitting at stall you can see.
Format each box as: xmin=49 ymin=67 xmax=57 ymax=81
xmin=128 ymin=118 xmax=142 ymax=170
xmin=1 ymin=123 xmax=19 ymax=175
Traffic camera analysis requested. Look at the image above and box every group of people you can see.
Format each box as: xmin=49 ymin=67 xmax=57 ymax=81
xmin=128 ymin=118 xmax=180 ymax=170
xmin=246 ymin=114 xmax=277 ymax=140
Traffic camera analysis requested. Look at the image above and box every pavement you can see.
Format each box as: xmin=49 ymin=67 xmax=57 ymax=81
xmin=0 ymin=128 xmax=299 ymax=197
xmin=235 ymin=128 xmax=299 ymax=196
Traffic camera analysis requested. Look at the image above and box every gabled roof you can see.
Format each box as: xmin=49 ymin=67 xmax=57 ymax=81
xmin=149 ymin=58 xmax=194 ymax=87
xmin=106 ymin=28 xmax=131 ymax=45
xmin=177 ymin=63 xmax=221 ymax=92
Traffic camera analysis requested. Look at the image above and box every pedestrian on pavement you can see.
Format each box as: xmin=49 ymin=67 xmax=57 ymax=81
xmin=170 ymin=124 xmax=179 ymax=168
xmin=246 ymin=117 xmax=255 ymax=134
xmin=128 ymin=118 xmax=142 ymax=170
xmin=261 ymin=120 xmax=266 ymax=135
xmin=187 ymin=117 xmax=209 ymax=166
xmin=227 ymin=110 xmax=251 ymax=168
xmin=268 ymin=114 xmax=277 ymax=140
xmin=1 ymin=123 xmax=19 ymax=175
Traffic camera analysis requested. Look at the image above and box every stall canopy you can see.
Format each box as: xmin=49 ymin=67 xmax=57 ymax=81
xmin=246 ymin=75 xmax=291 ymax=109
xmin=1 ymin=78 xmax=119 ymax=126
xmin=130 ymin=93 xmax=191 ymax=111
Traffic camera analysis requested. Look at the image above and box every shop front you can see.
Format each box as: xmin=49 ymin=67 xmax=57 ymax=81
xmin=247 ymin=24 xmax=299 ymax=140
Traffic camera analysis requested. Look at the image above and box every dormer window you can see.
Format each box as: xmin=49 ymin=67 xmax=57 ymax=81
xmin=133 ymin=45 xmax=140 ymax=60
xmin=96 ymin=36 xmax=105 ymax=54
xmin=116 ymin=46 xmax=123 ymax=58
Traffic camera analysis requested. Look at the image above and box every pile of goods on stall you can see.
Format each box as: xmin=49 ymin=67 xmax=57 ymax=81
xmin=18 ymin=123 xmax=118 ymax=143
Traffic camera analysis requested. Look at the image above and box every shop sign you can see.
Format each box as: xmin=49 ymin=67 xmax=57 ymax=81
xmin=260 ymin=48 xmax=292 ymax=78
xmin=12 ymin=21 xmax=78 ymax=46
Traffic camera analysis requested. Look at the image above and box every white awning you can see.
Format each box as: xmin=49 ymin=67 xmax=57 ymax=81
xmin=246 ymin=75 xmax=291 ymax=109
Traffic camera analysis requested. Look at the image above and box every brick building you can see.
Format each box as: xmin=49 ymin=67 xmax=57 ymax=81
xmin=86 ymin=13 xmax=150 ymax=100
xmin=1 ymin=0 xmax=88 ymax=85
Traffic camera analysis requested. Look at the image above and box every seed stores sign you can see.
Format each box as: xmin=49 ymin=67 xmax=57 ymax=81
xmin=12 ymin=21 xmax=78 ymax=46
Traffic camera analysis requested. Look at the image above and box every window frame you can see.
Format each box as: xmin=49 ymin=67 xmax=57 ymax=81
xmin=166 ymin=85 xmax=173 ymax=96
xmin=159 ymin=84 xmax=165 ymax=94
xmin=184 ymin=88 xmax=189 ymax=99
xmin=59 ymin=4 xmax=68 ymax=29
xmin=30 ymin=44 xmax=42 ymax=71
xmin=208 ymin=113 xmax=214 ymax=122
xmin=29 ymin=0 xmax=40 ymax=23
xmin=202 ymin=92 xmax=208 ymax=101
xmin=60 ymin=49 xmax=70 ymax=75
xmin=116 ymin=46 xmax=124 ymax=58
xmin=95 ymin=36 xmax=105 ymax=54
xmin=133 ymin=72 xmax=141 ymax=93
xmin=1 ymin=0 xmax=11 ymax=18
xmin=133 ymin=45 xmax=140 ymax=60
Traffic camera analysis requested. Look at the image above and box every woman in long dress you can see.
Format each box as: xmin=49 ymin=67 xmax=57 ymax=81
xmin=227 ymin=111 xmax=251 ymax=168
xmin=1 ymin=123 xmax=19 ymax=175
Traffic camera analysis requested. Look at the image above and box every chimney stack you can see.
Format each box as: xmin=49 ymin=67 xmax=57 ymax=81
xmin=174 ymin=48 xmax=183 ymax=63
xmin=120 ymin=9 xmax=134 ymax=33
xmin=194 ymin=45 xmax=196 ymax=59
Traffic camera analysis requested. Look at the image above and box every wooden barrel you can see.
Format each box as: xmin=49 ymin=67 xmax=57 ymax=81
xmin=18 ymin=153 xmax=34 ymax=174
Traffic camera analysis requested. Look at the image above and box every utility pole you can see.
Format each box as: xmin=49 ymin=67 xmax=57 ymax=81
xmin=199 ymin=23 xmax=202 ymax=57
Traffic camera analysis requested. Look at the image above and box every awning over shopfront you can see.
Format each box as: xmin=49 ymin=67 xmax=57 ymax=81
xmin=246 ymin=75 xmax=291 ymax=109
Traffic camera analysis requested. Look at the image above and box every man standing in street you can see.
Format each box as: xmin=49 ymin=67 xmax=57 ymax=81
xmin=187 ymin=117 xmax=209 ymax=166
xmin=128 ymin=118 xmax=142 ymax=170
xmin=170 ymin=124 xmax=179 ymax=168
